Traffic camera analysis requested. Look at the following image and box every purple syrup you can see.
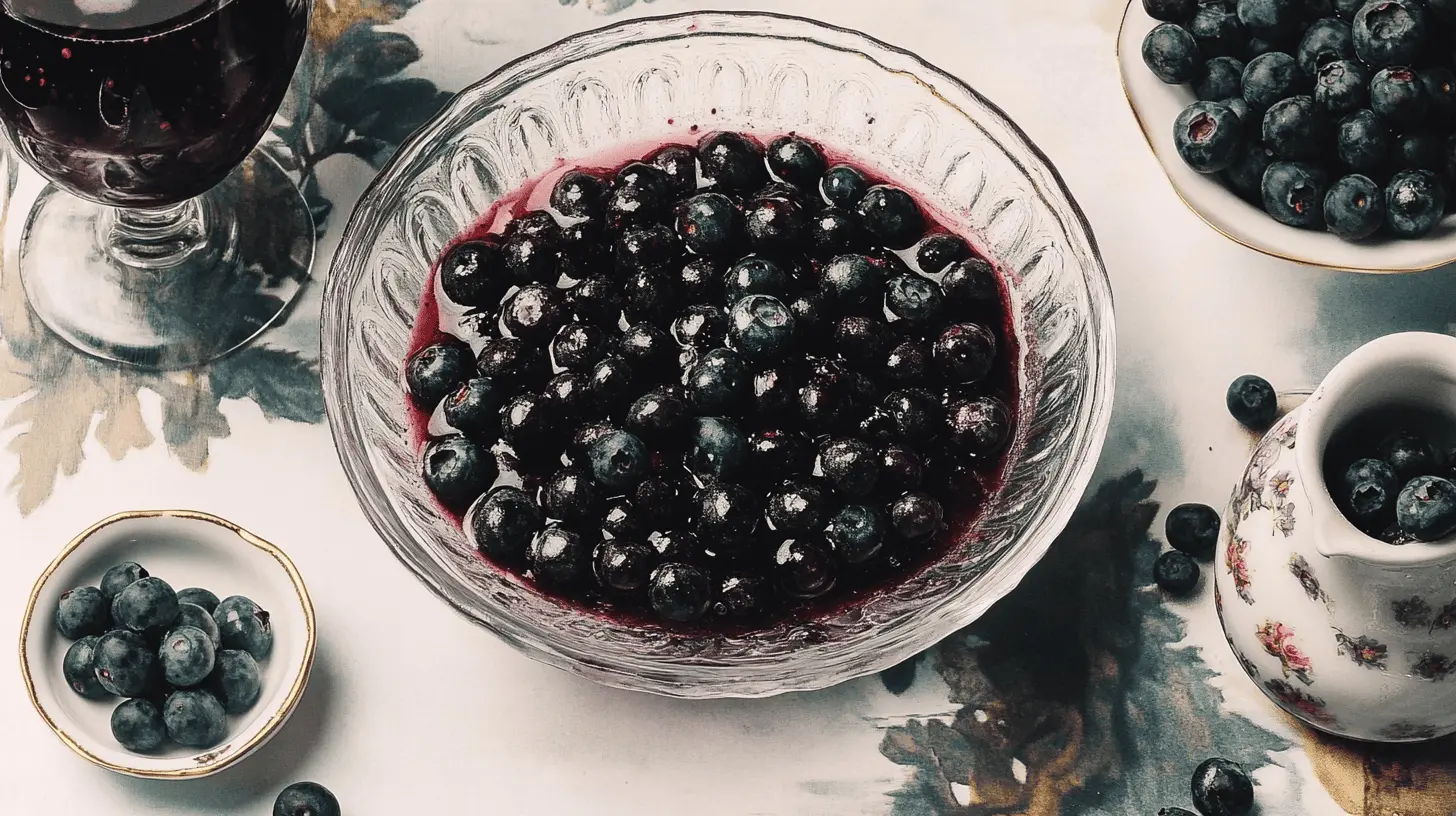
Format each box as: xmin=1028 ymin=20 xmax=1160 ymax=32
xmin=0 ymin=0 xmax=310 ymax=207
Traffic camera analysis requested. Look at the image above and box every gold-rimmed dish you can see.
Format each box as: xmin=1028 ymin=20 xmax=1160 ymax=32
xmin=1116 ymin=0 xmax=1456 ymax=273
xmin=19 ymin=510 xmax=316 ymax=779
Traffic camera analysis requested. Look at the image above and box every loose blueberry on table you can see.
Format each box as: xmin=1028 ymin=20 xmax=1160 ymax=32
xmin=406 ymin=131 xmax=1019 ymax=631
xmin=274 ymin=781 xmax=341 ymax=816
xmin=1325 ymin=408 xmax=1456 ymax=542
xmin=1141 ymin=0 xmax=1456 ymax=241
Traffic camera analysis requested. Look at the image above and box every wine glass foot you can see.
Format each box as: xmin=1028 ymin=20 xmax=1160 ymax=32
xmin=17 ymin=149 xmax=315 ymax=370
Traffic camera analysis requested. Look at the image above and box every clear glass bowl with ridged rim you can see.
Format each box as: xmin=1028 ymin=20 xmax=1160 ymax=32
xmin=321 ymin=11 xmax=1116 ymax=698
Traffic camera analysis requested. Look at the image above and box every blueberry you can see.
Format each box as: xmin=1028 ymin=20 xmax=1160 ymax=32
xmin=1224 ymin=143 xmax=1278 ymax=199
xmin=750 ymin=366 xmax=798 ymax=418
xmin=807 ymin=208 xmax=864 ymax=257
xmin=528 ymin=525 xmax=592 ymax=588
xmin=1243 ymin=36 xmax=1281 ymax=59
xmin=648 ymin=563 xmax=713 ymax=622
xmin=1352 ymin=0 xmax=1427 ymax=68
xmin=406 ymin=342 xmax=474 ymax=410
xmin=818 ymin=437 xmax=880 ymax=497
xmin=1385 ymin=168 xmax=1447 ymax=238
xmin=209 ymin=596 xmax=270 ymax=662
xmin=634 ymin=479 xmax=683 ymax=528
xmin=1314 ymin=60 xmax=1369 ymax=115
xmin=1396 ymin=129 xmax=1443 ymax=171
xmin=1296 ymin=16 xmax=1355 ymax=75
xmin=422 ymin=435 xmax=497 ymax=513
xmin=440 ymin=240 xmax=509 ymax=309
xmin=206 ymin=649 xmax=262 ymax=715
xmin=157 ymin=625 xmax=215 ymax=688
xmin=941 ymin=257 xmax=999 ymax=308
xmin=766 ymin=481 xmax=829 ymax=533
xmin=502 ymin=284 xmax=566 ymax=342
xmin=1154 ymin=550 xmax=1202 ymax=595
xmin=174 ymin=602 xmax=221 ymax=648
xmin=541 ymin=372 xmax=592 ymax=425
xmin=1371 ymin=67 xmax=1428 ymax=126
xmin=442 ymin=377 xmax=505 ymax=440
xmin=175 ymin=587 xmax=220 ymax=613
xmin=274 ymin=782 xmax=342 ymax=816
xmin=825 ymin=504 xmax=888 ymax=563
xmin=94 ymin=630 xmax=155 ymax=697
xmin=551 ymin=169 xmax=607 ymax=220
xmin=1166 ymin=503 xmax=1222 ymax=559
xmin=1225 ymin=374 xmax=1278 ymax=429
xmin=686 ymin=348 xmax=748 ymax=414
xmin=749 ymin=429 xmax=814 ymax=475
xmin=1263 ymin=96 xmax=1326 ymax=162
xmin=884 ymin=275 xmax=945 ymax=326
xmin=883 ymin=389 xmax=943 ymax=444
xmin=773 ymin=538 xmax=837 ymax=599
xmin=626 ymin=387 xmax=690 ymax=441
xmin=743 ymin=195 xmax=808 ymax=253
xmin=1191 ymin=758 xmax=1255 ymax=816
xmin=616 ymin=324 xmax=676 ymax=377
xmin=671 ymin=304 xmax=727 ymax=350
xmin=880 ymin=445 xmax=926 ymax=494
xmin=766 ymin=136 xmax=827 ymax=189
xmin=1420 ymin=67 xmax=1456 ymax=124
xmin=787 ymin=290 xmax=829 ymax=342
xmin=1145 ymin=0 xmax=1198 ymax=19
xmin=1324 ymin=174 xmax=1386 ymax=239
xmin=112 ymin=576 xmax=179 ymax=635
xmin=600 ymin=498 xmax=646 ymax=541
xmin=1348 ymin=475 xmax=1398 ymax=526
xmin=55 ymin=585 xmax=109 ymax=639
xmin=729 ymin=295 xmax=796 ymax=360
xmin=617 ymin=225 xmax=683 ymax=274
xmin=675 ymin=193 xmax=743 ymax=257
xmin=1177 ymin=100 xmax=1244 ymax=170
xmin=715 ymin=572 xmax=770 ymax=618
xmin=723 ymin=256 xmax=789 ymax=302
xmin=607 ymin=161 xmax=671 ymax=229
xmin=477 ymin=336 xmax=549 ymax=390
xmin=587 ymin=355 xmax=637 ymax=411
xmin=698 ymin=132 xmax=768 ymax=194
xmin=585 ymin=430 xmax=649 ymax=493
xmin=109 ymin=698 xmax=166 ymax=752
xmin=558 ymin=219 xmax=608 ymax=275
xmin=890 ymin=492 xmax=945 ymax=541
xmin=1336 ymin=108 xmax=1393 ymax=172
xmin=1222 ymin=95 xmax=1255 ymax=133
xmin=1344 ymin=457 xmax=1399 ymax=495
xmin=885 ymin=340 xmax=933 ymax=385
xmin=946 ymin=396 xmax=1012 ymax=455
xmin=1379 ymin=429 xmax=1442 ymax=479
xmin=1334 ymin=0 xmax=1363 ymax=18
xmin=915 ymin=234 xmax=970 ymax=274
xmin=593 ymin=539 xmax=656 ymax=593
xmin=854 ymin=185 xmax=925 ymax=250
xmin=821 ymin=164 xmax=869 ymax=208
xmin=834 ymin=315 xmax=893 ymax=368
xmin=686 ymin=417 xmax=749 ymax=482
xmin=1237 ymin=0 xmax=1299 ymax=37
xmin=1189 ymin=2 xmax=1247 ymax=57
xmin=539 ymin=468 xmax=602 ymax=524
xmin=63 ymin=636 xmax=111 ymax=699
xmin=1261 ymin=161 xmax=1329 ymax=228
xmin=649 ymin=145 xmax=699 ymax=198
xmin=622 ymin=266 xmax=679 ymax=327
xmin=1143 ymin=23 xmax=1202 ymax=84
xmin=161 ymin=689 xmax=226 ymax=748
xmin=1196 ymin=55 xmax=1246 ymax=100
xmin=501 ymin=213 xmax=560 ymax=284
xmin=819 ymin=253 xmax=885 ymax=312
xmin=1241 ymin=52 xmax=1303 ymax=111
xmin=649 ymin=529 xmax=706 ymax=563
xmin=933 ymin=323 xmax=997 ymax=384
xmin=564 ymin=274 xmax=624 ymax=326
xmin=695 ymin=482 xmax=760 ymax=548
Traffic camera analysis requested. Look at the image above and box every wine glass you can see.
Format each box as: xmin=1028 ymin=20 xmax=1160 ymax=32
xmin=0 ymin=0 xmax=315 ymax=369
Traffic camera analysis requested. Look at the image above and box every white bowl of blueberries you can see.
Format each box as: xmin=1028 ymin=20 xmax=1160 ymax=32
xmin=20 ymin=511 xmax=315 ymax=779
xmin=1118 ymin=0 xmax=1456 ymax=271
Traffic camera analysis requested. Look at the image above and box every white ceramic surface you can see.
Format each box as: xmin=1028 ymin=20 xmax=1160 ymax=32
xmin=1217 ymin=333 xmax=1456 ymax=742
xmin=1116 ymin=1 xmax=1456 ymax=273
xmin=20 ymin=511 xmax=316 ymax=778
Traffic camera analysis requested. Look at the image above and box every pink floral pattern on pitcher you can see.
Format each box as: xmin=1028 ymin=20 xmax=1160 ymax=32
xmin=1226 ymin=535 xmax=1253 ymax=605
xmin=1257 ymin=621 xmax=1314 ymax=685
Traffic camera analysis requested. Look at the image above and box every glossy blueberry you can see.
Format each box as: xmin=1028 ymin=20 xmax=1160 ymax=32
xmin=600 ymin=498 xmax=646 ymax=541
xmin=924 ymin=451 xmax=986 ymax=502
xmin=1241 ymin=52 xmax=1302 ymax=111
xmin=539 ymin=468 xmax=602 ymax=524
xmin=881 ymin=389 xmax=940 ymax=444
xmin=1224 ymin=143 xmax=1278 ymax=200
xmin=56 ymin=585 xmax=109 ymax=639
xmin=1166 ymin=503 xmax=1222 ymax=559
xmin=113 ymin=577 xmax=179 ymax=635
xmin=821 ymin=164 xmax=869 ymax=208
xmin=829 ymin=315 xmax=889 ymax=368
xmin=825 ymin=504 xmax=888 ymax=563
xmin=880 ymin=445 xmax=926 ymax=495
xmin=765 ymin=481 xmax=829 ymax=534
xmin=1420 ymin=67 xmax=1456 ymax=124
xmin=1145 ymin=0 xmax=1197 ymax=18
xmin=723 ymin=257 xmax=789 ymax=303
xmin=614 ymin=324 xmax=675 ymax=378
xmin=1154 ymin=550 xmax=1202 ymax=595
xmin=551 ymin=169 xmax=607 ymax=220
xmin=1385 ymin=169 xmax=1447 ymax=238
xmin=854 ymin=185 xmax=925 ymax=250
xmin=890 ymin=492 xmax=945 ymax=541
xmin=63 ymin=636 xmax=110 ymax=699
xmin=649 ymin=563 xmax=713 ymax=622
xmin=818 ymin=438 xmax=880 ymax=497
xmin=564 ymin=274 xmax=624 ymax=326
xmin=941 ymin=257 xmax=999 ymax=309
xmin=174 ymin=602 xmax=221 ymax=648
xmin=649 ymin=145 xmax=698 ymax=198
xmin=528 ymin=525 xmax=592 ymax=588
xmin=1336 ymin=108 xmax=1392 ymax=172
xmin=213 ymin=595 xmax=272 ymax=661
xmin=1314 ymin=60 xmax=1369 ymax=115
xmin=541 ymin=372 xmax=592 ymax=424
xmin=592 ymin=539 xmax=656 ymax=594
xmin=749 ymin=429 xmax=814 ymax=476
xmin=175 ymin=587 xmax=220 ymax=614
xmin=615 ymin=224 xmax=682 ymax=274
xmin=743 ymin=195 xmax=808 ymax=253
xmin=606 ymin=161 xmax=671 ymax=229
xmin=1352 ymin=0 xmax=1427 ymax=67
xmin=946 ymin=396 xmax=1012 ymax=455
xmin=1379 ymin=429 xmax=1442 ymax=479
xmin=695 ymin=482 xmax=760 ymax=550
xmin=714 ymin=572 xmax=770 ymax=618
xmin=633 ymin=479 xmax=683 ymax=529
xmin=671 ymin=305 xmax=727 ymax=350
xmin=625 ymin=387 xmax=689 ymax=442
xmin=807 ymin=208 xmax=864 ymax=257
xmin=773 ymin=538 xmax=837 ymax=599
xmin=407 ymin=342 xmax=473 ymax=410
xmin=1324 ymin=174 xmax=1386 ymax=239
xmin=205 ymin=649 xmax=261 ymax=714
xmin=164 ymin=689 xmax=227 ymax=748
xmin=422 ymin=435 xmax=497 ymax=513
xmin=1262 ymin=161 xmax=1329 ymax=228
xmin=698 ymin=132 xmax=768 ymax=194
xmin=587 ymin=355 xmax=637 ymax=412
xmin=1263 ymin=96 xmax=1326 ymax=162
xmin=1297 ymin=17 xmax=1355 ymax=76
xmin=675 ymin=193 xmax=742 ymax=257
xmin=1370 ymin=67 xmax=1429 ymax=126
xmin=1191 ymin=757 xmax=1255 ymax=816
xmin=500 ymin=212 xmax=560 ymax=284
xmin=622 ymin=266 xmax=678 ymax=326
xmin=1143 ymin=23 xmax=1202 ymax=84
xmin=648 ymin=529 xmax=706 ymax=563
xmin=766 ymin=135 xmax=827 ymax=189
xmin=884 ymin=340 xmax=933 ymax=386
xmin=557 ymin=218 xmax=608 ymax=275
xmin=440 ymin=240 xmax=509 ymax=309
xmin=1225 ymin=374 xmax=1278 ymax=429
xmin=686 ymin=348 xmax=749 ymax=415
xmin=110 ymin=698 xmax=166 ymax=752
xmin=728 ymin=295 xmax=796 ymax=360
xmin=94 ymin=630 xmax=155 ymax=697
xmin=587 ymin=430 xmax=650 ymax=493
xmin=748 ymin=367 xmax=796 ymax=419
xmin=442 ymin=377 xmax=505 ymax=440
xmin=158 ymin=626 xmax=215 ymax=688
xmin=273 ymin=782 xmax=342 ymax=816
xmin=502 ymin=284 xmax=566 ymax=342
xmin=817 ymin=253 xmax=882 ymax=312
xmin=914 ymin=234 xmax=968 ymax=275
xmin=884 ymin=275 xmax=944 ymax=325
xmin=1396 ymin=130 xmax=1442 ymax=171
xmin=796 ymin=372 xmax=851 ymax=431
xmin=686 ymin=417 xmax=749 ymax=482
xmin=933 ymin=323 xmax=997 ymax=384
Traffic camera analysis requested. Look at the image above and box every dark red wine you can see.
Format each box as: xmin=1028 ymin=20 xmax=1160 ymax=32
xmin=0 ymin=0 xmax=310 ymax=207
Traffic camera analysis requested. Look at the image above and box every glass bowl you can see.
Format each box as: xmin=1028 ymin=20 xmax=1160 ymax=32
xmin=322 ymin=11 xmax=1116 ymax=698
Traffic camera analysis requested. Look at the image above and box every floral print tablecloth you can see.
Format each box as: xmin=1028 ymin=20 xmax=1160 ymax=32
xmin=3 ymin=1 xmax=1456 ymax=814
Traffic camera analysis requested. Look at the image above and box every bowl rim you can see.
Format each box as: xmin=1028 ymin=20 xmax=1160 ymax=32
xmin=322 ymin=10 xmax=1116 ymax=696
xmin=1114 ymin=0 xmax=1456 ymax=275
xmin=18 ymin=509 xmax=317 ymax=779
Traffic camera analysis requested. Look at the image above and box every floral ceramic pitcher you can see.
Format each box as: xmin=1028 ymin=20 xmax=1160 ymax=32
xmin=1216 ymin=332 xmax=1456 ymax=743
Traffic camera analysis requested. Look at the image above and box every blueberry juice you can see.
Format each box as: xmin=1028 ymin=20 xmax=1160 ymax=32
xmin=403 ymin=133 xmax=1021 ymax=632
xmin=0 ymin=0 xmax=310 ymax=207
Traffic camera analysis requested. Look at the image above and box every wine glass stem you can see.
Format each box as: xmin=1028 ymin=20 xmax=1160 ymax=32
xmin=103 ymin=196 xmax=215 ymax=270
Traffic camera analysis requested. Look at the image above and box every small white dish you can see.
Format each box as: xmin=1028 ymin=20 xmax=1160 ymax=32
xmin=1116 ymin=0 xmax=1456 ymax=273
xmin=19 ymin=510 xmax=316 ymax=779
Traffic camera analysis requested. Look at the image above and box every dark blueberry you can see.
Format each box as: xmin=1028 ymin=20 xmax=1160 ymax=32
xmin=1243 ymin=36 xmax=1282 ymax=59
xmin=206 ymin=649 xmax=261 ymax=714
xmin=1420 ymin=67 xmax=1456 ymax=124
xmin=884 ymin=390 xmax=943 ymax=444
xmin=551 ymin=169 xmax=607 ymax=220
xmin=825 ymin=504 xmax=888 ymax=563
xmin=715 ymin=572 xmax=770 ymax=618
xmin=443 ymin=377 xmax=505 ymax=439
xmin=675 ymin=193 xmax=742 ymax=258
xmin=880 ymin=445 xmax=925 ymax=494
xmin=587 ymin=355 xmax=637 ymax=412
xmin=1343 ymin=457 xmax=1400 ymax=496
xmin=766 ymin=481 xmax=829 ymax=533
xmin=174 ymin=602 xmax=221 ymax=648
xmin=502 ymin=284 xmax=566 ymax=342
xmin=1396 ymin=129 xmax=1442 ymax=171
xmin=649 ymin=145 xmax=699 ymax=198
xmin=750 ymin=429 xmax=814 ymax=476
xmin=889 ymin=492 xmax=945 ymax=541
xmin=698 ymin=132 xmax=768 ymax=194
xmin=63 ymin=636 xmax=111 ymax=699
xmin=1314 ymin=59 xmax=1369 ymax=115
xmin=925 ymin=450 xmax=986 ymax=500
xmin=56 ymin=585 xmax=109 ymax=639
xmin=884 ymin=340 xmax=933 ymax=385
xmin=541 ymin=372 xmax=592 ymax=423
xmin=407 ymin=342 xmax=474 ymax=410
xmin=786 ymin=291 xmax=828 ymax=344
xmin=1223 ymin=95 xmax=1255 ymax=133
xmin=1237 ymin=0 xmax=1299 ymax=37
xmin=832 ymin=315 xmax=891 ymax=368
xmin=213 ymin=595 xmax=272 ymax=661
xmin=1145 ymin=0 xmax=1198 ymax=19
xmin=859 ymin=409 xmax=897 ymax=445
xmin=649 ymin=529 xmax=705 ymax=563
xmin=933 ymin=323 xmax=997 ymax=384
xmin=550 ymin=324 xmax=609 ymax=374
xmin=946 ymin=396 xmax=1012 ymax=455
xmin=273 ymin=782 xmax=342 ymax=816
xmin=743 ymin=195 xmax=808 ymax=253
xmin=819 ymin=253 xmax=884 ymax=312
xmin=798 ymin=375 xmax=848 ymax=429
xmin=1225 ymin=374 xmax=1278 ymax=429
xmin=1348 ymin=475 xmax=1398 ymax=526
xmin=915 ymin=233 xmax=970 ymax=274
xmin=423 ymin=435 xmax=497 ymax=513
xmin=1143 ymin=23 xmax=1202 ymax=84
xmin=773 ymin=538 xmax=836 ymax=599
xmin=723 ymin=256 xmax=789 ymax=302
xmin=613 ymin=326 xmax=671 ymax=379
xmin=1261 ymin=161 xmax=1329 ymax=228
xmin=686 ymin=417 xmax=749 ymax=481
xmin=558 ymin=219 xmax=609 ymax=274
xmin=592 ymin=539 xmax=655 ymax=593
xmin=440 ymin=240 xmax=509 ymax=309
xmin=158 ymin=625 xmax=215 ymax=688
xmin=818 ymin=438 xmax=880 ymax=497
xmin=672 ymin=304 xmax=728 ymax=349
xmin=1336 ymin=108 xmax=1392 ymax=172
xmin=1196 ymin=55 xmax=1246 ymax=100
xmin=821 ymin=164 xmax=869 ymax=208
xmin=1154 ymin=550 xmax=1202 ymax=595
xmin=587 ymin=430 xmax=649 ymax=493
xmin=539 ymin=468 xmax=602 ymax=524
xmin=750 ymin=367 xmax=798 ymax=419
xmin=1324 ymin=174 xmax=1386 ymax=239
xmin=1379 ymin=429 xmax=1442 ymax=479
xmin=696 ymin=482 xmax=760 ymax=548
xmin=472 ymin=486 xmax=542 ymax=563
xmin=808 ymin=208 xmax=864 ymax=257
xmin=649 ymin=563 xmax=713 ymax=622
xmin=567 ymin=421 xmax=618 ymax=462
xmin=766 ymin=136 xmax=827 ymax=189
xmin=1385 ymin=168 xmax=1447 ymax=238
xmin=622 ymin=266 xmax=679 ymax=326
xmin=1241 ymin=52 xmax=1303 ymax=111
xmin=1189 ymin=2 xmax=1247 ymax=57
xmin=885 ymin=274 xmax=946 ymax=326
xmin=564 ymin=274 xmax=624 ymax=326
xmin=501 ymin=213 xmax=561 ymax=284
xmin=113 ymin=577 xmax=179 ymax=635
xmin=1191 ymin=758 xmax=1255 ymax=816
xmin=940 ymin=257 xmax=999 ymax=308
xmin=854 ymin=185 xmax=925 ymax=250
xmin=99 ymin=562 xmax=149 ymax=601
xmin=728 ymin=295 xmax=796 ymax=360
xmin=111 ymin=698 xmax=166 ymax=752
xmin=1166 ymin=502 xmax=1222 ymax=559
xmin=1297 ymin=17 xmax=1356 ymax=76
xmin=634 ymin=478 xmax=683 ymax=528
xmin=686 ymin=348 xmax=749 ymax=415
xmin=626 ymin=388 xmax=689 ymax=442
xmin=528 ymin=525 xmax=592 ymax=588
xmin=94 ymin=630 xmax=155 ymax=697
xmin=1370 ymin=66 xmax=1429 ymax=126
xmin=606 ymin=161 xmax=671 ymax=229
xmin=1262 ymin=96 xmax=1326 ymax=162
xmin=163 ymin=689 xmax=227 ymax=748
xmin=175 ymin=587 xmax=220 ymax=613
xmin=602 ymin=498 xmax=648 ymax=541
xmin=1334 ymin=0 xmax=1363 ymax=18
xmin=1352 ymin=0 xmax=1427 ymax=68
xmin=1224 ymin=142 xmax=1278 ymax=199
xmin=616 ymin=224 xmax=682 ymax=274
xmin=501 ymin=391 xmax=560 ymax=465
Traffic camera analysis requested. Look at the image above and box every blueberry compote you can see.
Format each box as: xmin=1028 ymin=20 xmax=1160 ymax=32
xmin=1323 ymin=406 xmax=1456 ymax=544
xmin=0 ymin=0 xmax=311 ymax=207
xmin=404 ymin=132 xmax=1019 ymax=631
